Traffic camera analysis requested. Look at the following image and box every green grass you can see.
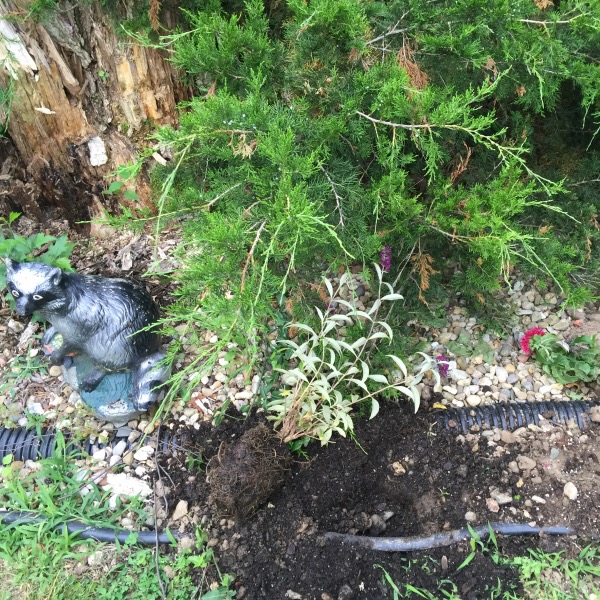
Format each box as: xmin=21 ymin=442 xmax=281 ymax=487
xmin=0 ymin=438 xmax=235 ymax=600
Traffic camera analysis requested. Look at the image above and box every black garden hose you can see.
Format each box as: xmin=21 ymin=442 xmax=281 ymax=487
xmin=323 ymin=522 xmax=582 ymax=552
xmin=0 ymin=510 xmax=179 ymax=545
xmin=434 ymin=399 xmax=600 ymax=433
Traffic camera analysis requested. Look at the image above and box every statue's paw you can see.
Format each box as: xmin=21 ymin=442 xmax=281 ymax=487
xmin=41 ymin=326 xmax=57 ymax=347
xmin=79 ymin=370 xmax=106 ymax=393
xmin=49 ymin=352 xmax=65 ymax=366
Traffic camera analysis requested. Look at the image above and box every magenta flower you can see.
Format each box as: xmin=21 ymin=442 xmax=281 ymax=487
xmin=436 ymin=354 xmax=449 ymax=378
xmin=380 ymin=245 xmax=392 ymax=272
xmin=520 ymin=327 xmax=546 ymax=355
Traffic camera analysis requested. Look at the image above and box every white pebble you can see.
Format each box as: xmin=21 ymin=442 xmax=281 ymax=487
xmin=133 ymin=446 xmax=155 ymax=462
xmin=466 ymin=395 xmax=481 ymax=407
xmin=563 ymin=482 xmax=578 ymax=500
xmin=92 ymin=448 xmax=107 ymax=462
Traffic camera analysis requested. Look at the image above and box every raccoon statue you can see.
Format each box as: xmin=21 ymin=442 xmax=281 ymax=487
xmin=5 ymin=259 xmax=164 ymax=398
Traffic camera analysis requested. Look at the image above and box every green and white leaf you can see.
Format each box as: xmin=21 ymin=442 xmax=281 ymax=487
xmin=367 ymin=298 xmax=382 ymax=316
xmin=361 ymin=360 xmax=370 ymax=382
xmin=387 ymin=354 xmax=408 ymax=378
xmin=351 ymin=337 xmax=368 ymax=350
xmin=349 ymin=377 xmax=369 ymax=391
xmin=368 ymin=331 xmax=389 ymax=342
xmin=368 ymin=373 xmax=388 ymax=384
xmin=381 ymin=293 xmax=404 ymax=302
xmin=369 ymin=398 xmax=380 ymax=419
xmin=377 ymin=321 xmax=394 ymax=339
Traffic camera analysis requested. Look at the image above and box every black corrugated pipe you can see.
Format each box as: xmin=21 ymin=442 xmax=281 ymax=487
xmin=0 ymin=510 xmax=179 ymax=545
xmin=0 ymin=426 xmax=179 ymax=462
xmin=434 ymin=399 xmax=600 ymax=433
xmin=1 ymin=399 xmax=598 ymax=462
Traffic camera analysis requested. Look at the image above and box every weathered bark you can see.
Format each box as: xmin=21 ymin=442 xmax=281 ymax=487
xmin=0 ymin=0 xmax=187 ymax=229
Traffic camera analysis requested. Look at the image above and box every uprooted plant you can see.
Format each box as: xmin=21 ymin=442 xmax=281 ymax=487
xmin=268 ymin=265 xmax=438 ymax=444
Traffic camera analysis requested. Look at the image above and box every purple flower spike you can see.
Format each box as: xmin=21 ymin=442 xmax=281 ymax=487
xmin=380 ymin=245 xmax=392 ymax=273
xmin=436 ymin=354 xmax=449 ymax=378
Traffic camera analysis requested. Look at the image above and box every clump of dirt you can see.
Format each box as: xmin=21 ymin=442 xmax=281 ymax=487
xmin=207 ymin=423 xmax=291 ymax=519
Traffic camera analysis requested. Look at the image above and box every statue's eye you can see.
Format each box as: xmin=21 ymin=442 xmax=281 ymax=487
xmin=11 ymin=290 xmax=20 ymax=298
xmin=33 ymin=294 xmax=43 ymax=300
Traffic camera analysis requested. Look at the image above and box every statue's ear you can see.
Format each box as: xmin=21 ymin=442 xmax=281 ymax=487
xmin=4 ymin=257 xmax=15 ymax=273
xmin=48 ymin=266 xmax=63 ymax=287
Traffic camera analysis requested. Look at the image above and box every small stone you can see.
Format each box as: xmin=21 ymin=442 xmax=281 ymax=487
xmin=531 ymin=495 xmax=546 ymax=504
xmin=490 ymin=490 xmax=513 ymax=505
xmin=495 ymin=367 xmax=508 ymax=383
xmin=390 ymin=461 xmax=406 ymax=475
xmin=464 ymin=511 xmax=477 ymax=522
xmin=7 ymin=319 xmax=24 ymax=333
xmin=133 ymin=446 xmax=154 ymax=462
xmin=27 ymin=402 xmax=44 ymax=415
xmin=49 ymin=365 xmax=63 ymax=377
xmin=369 ymin=514 xmax=386 ymax=535
xmin=466 ymin=394 xmax=481 ymax=407
xmin=172 ymin=500 xmax=189 ymax=520
xmin=486 ymin=498 xmax=500 ymax=513
xmin=500 ymin=430 xmax=515 ymax=444
xmin=285 ymin=591 xmax=303 ymax=600
xmin=517 ymin=455 xmax=536 ymax=471
xmin=92 ymin=448 xmax=107 ymax=462
xmin=128 ymin=431 xmax=141 ymax=444
xmin=563 ymin=482 xmax=578 ymax=501
xmin=448 ymin=368 xmax=469 ymax=382
xmin=553 ymin=319 xmax=570 ymax=331
xmin=112 ymin=440 xmax=128 ymax=457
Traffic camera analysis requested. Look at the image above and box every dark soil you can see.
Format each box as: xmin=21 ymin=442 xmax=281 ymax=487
xmin=159 ymin=402 xmax=600 ymax=599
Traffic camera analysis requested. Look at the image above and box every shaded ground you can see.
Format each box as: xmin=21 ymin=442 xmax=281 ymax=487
xmin=160 ymin=402 xmax=600 ymax=599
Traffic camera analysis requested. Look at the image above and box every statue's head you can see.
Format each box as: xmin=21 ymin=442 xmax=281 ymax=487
xmin=5 ymin=259 xmax=63 ymax=315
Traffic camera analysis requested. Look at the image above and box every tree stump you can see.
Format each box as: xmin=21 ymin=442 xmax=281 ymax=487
xmin=0 ymin=0 xmax=187 ymax=228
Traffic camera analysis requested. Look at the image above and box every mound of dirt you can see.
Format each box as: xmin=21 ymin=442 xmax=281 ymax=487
xmin=159 ymin=401 xmax=600 ymax=599
xmin=207 ymin=423 xmax=291 ymax=519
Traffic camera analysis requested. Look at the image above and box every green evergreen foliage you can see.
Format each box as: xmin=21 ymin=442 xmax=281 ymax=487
xmin=139 ymin=0 xmax=599 ymax=346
